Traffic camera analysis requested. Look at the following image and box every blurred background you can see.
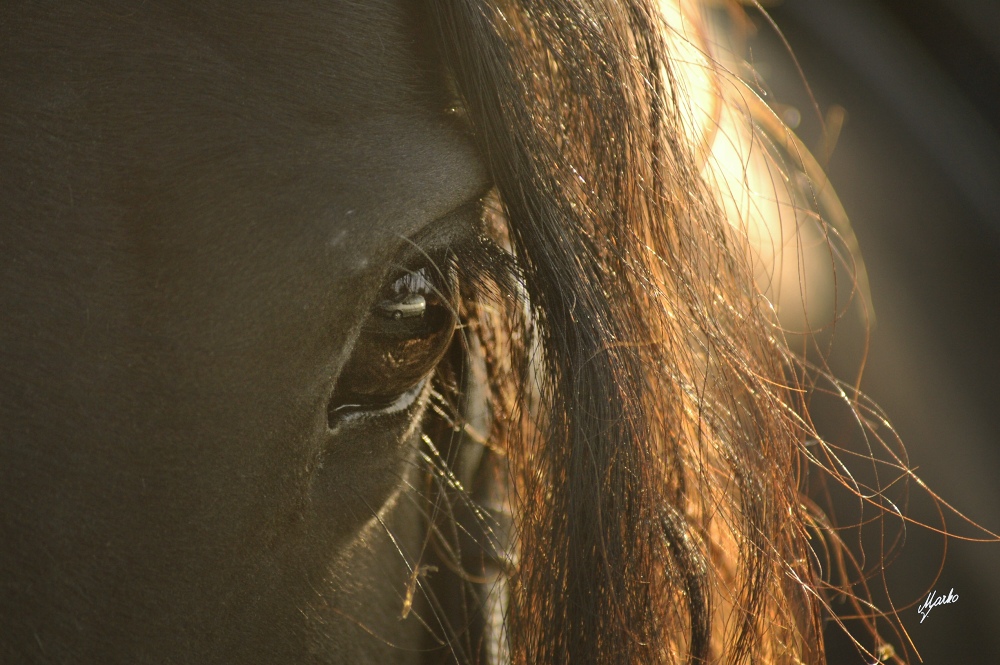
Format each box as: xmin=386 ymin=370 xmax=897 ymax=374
xmin=741 ymin=0 xmax=1000 ymax=662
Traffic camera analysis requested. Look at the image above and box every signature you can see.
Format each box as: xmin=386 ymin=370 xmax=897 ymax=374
xmin=917 ymin=587 xmax=958 ymax=623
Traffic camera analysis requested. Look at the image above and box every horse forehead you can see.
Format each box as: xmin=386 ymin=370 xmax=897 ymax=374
xmin=2 ymin=0 xmax=443 ymax=124
xmin=179 ymin=0 xmax=445 ymax=118
xmin=2 ymin=0 xmax=485 ymax=245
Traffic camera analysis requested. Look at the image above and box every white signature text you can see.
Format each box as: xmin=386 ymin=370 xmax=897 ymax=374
xmin=917 ymin=587 xmax=958 ymax=623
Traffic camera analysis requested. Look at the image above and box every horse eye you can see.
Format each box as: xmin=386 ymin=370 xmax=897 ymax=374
xmin=328 ymin=259 xmax=458 ymax=422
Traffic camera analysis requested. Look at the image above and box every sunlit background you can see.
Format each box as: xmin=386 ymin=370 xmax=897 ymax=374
xmin=675 ymin=0 xmax=1000 ymax=662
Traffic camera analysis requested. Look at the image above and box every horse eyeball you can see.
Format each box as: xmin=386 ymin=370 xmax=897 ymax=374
xmin=328 ymin=261 xmax=457 ymax=423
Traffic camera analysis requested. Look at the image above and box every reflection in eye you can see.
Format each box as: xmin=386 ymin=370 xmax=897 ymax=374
xmin=328 ymin=258 xmax=458 ymax=424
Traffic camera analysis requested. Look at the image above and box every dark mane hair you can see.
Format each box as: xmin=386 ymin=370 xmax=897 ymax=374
xmin=426 ymin=1 xmax=825 ymax=663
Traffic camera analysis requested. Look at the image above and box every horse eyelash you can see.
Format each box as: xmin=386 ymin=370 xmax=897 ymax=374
xmin=453 ymin=233 xmax=521 ymax=306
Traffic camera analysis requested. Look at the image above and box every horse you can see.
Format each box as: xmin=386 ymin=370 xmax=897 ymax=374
xmin=0 ymin=1 xmax=950 ymax=663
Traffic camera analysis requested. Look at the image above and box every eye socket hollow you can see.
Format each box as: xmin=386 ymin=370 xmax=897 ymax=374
xmin=328 ymin=258 xmax=458 ymax=423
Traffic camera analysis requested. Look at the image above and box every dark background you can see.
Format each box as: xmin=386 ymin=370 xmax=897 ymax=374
xmin=748 ymin=0 xmax=1000 ymax=662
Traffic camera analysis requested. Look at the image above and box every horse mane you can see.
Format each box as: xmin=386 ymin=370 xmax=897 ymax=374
xmin=426 ymin=1 xmax=828 ymax=663
xmin=420 ymin=0 xmax=1000 ymax=662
